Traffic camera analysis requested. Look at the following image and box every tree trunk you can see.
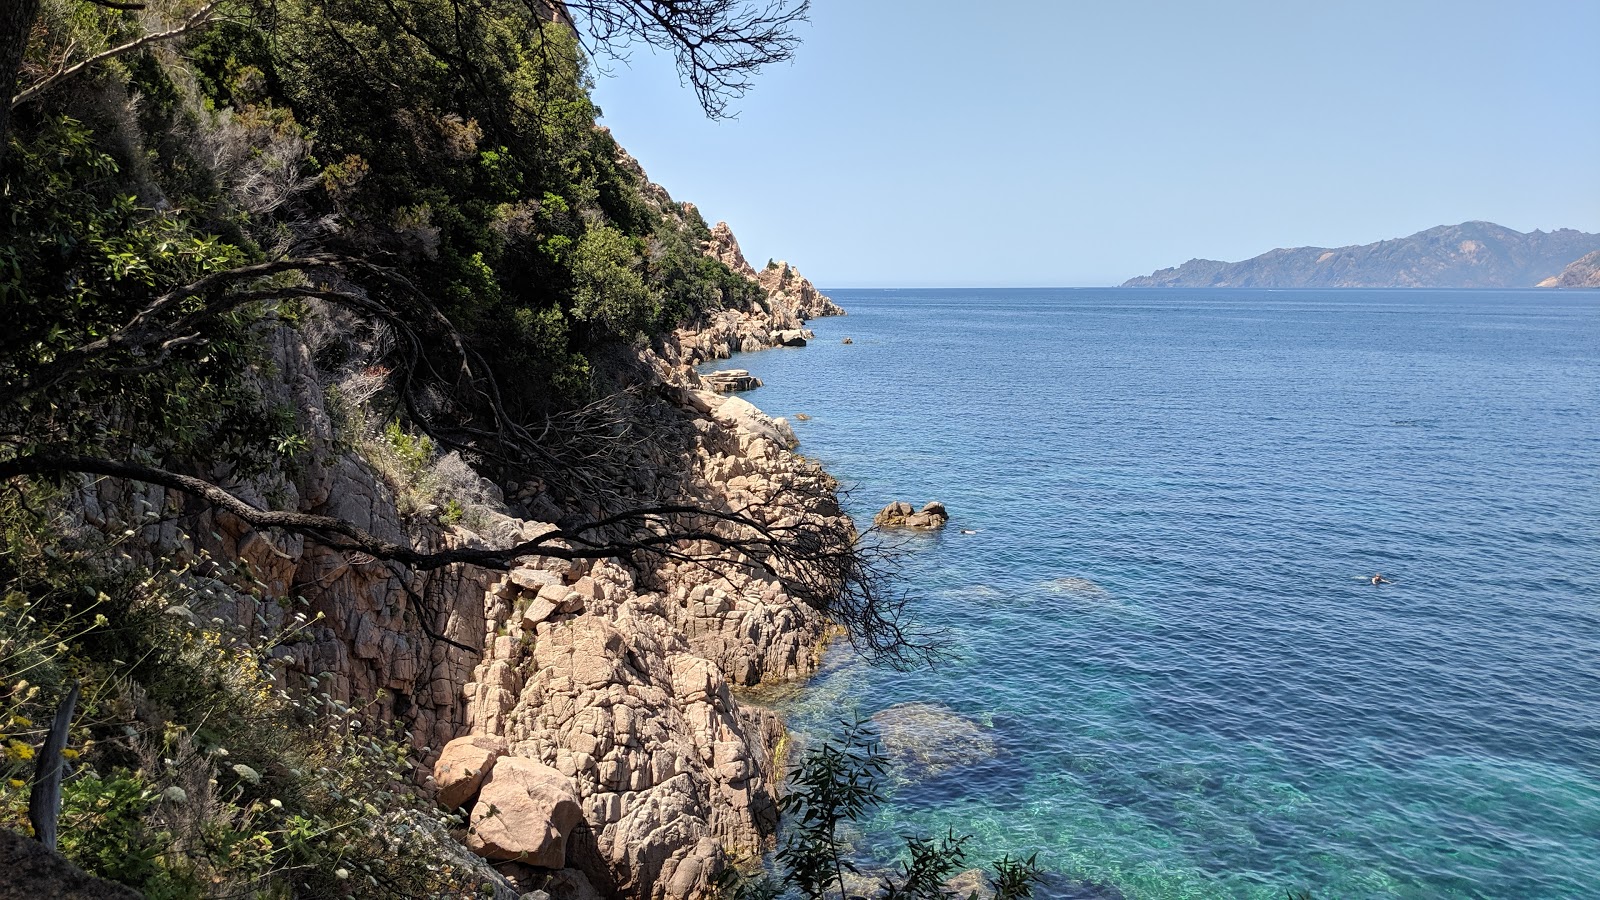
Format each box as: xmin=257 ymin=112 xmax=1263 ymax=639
xmin=0 ymin=0 xmax=42 ymax=162
xmin=29 ymin=681 xmax=79 ymax=851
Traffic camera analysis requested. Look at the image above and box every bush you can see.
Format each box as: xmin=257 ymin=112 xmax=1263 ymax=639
xmin=0 ymin=492 xmax=498 ymax=898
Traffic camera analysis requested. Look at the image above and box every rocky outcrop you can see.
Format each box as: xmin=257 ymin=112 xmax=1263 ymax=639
xmin=455 ymin=379 xmax=838 ymax=897
xmin=1123 ymin=221 xmax=1600 ymax=288
xmin=758 ymin=259 xmax=844 ymax=321
xmin=874 ymin=501 xmax=949 ymax=530
xmin=660 ymin=217 xmax=842 ymax=371
xmin=702 ymin=369 xmax=762 ymax=393
xmin=704 ymin=221 xmax=758 ymax=281
xmin=1537 ymin=249 xmax=1600 ymax=287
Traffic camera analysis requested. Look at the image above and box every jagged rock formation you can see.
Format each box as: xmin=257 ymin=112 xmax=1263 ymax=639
xmin=758 ymin=259 xmax=844 ymax=321
xmin=1123 ymin=221 xmax=1600 ymax=288
xmin=1537 ymin=250 xmax=1600 ymax=288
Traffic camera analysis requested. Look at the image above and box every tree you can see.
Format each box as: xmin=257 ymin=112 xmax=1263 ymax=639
xmin=560 ymin=0 xmax=809 ymax=119
xmin=1 ymin=0 xmax=809 ymax=152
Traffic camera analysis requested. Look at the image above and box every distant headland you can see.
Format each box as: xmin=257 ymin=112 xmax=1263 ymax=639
xmin=1122 ymin=221 xmax=1600 ymax=289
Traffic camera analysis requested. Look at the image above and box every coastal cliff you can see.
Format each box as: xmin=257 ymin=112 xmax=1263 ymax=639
xmin=0 ymin=1 xmax=852 ymax=896
xmin=56 ymin=204 xmax=846 ymax=898
xmin=1123 ymin=221 xmax=1600 ymax=288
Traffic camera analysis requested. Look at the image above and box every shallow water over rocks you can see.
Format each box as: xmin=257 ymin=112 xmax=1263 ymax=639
xmin=713 ymin=288 xmax=1600 ymax=899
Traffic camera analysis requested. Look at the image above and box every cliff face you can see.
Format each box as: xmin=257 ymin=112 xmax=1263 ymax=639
xmin=67 ymin=206 xmax=846 ymax=898
xmin=1537 ymin=250 xmax=1600 ymax=288
xmin=1123 ymin=222 xmax=1600 ymax=288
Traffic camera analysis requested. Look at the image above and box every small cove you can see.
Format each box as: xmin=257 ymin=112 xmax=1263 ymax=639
xmin=706 ymin=288 xmax=1600 ymax=899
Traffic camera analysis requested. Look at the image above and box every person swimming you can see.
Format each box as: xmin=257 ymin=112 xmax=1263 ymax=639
xmin=1370 ymin=573 xmax=1392 ymax=585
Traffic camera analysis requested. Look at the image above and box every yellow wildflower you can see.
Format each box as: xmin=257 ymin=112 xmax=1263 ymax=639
xmin=4 ymin=739 xmax=34 ymax=762
xmin=61 ymin=748 xmax=79 ymax=760
xmin=7 ymin=779 xmax=25 ymax=789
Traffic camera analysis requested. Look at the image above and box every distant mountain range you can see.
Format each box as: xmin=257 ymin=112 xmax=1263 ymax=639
xmin=1122 ymin=222 xmax=1600 ymax=289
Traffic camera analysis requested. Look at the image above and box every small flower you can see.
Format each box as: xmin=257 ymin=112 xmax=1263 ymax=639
xmin=161 ymin=786 xmax=188 ymax=804
xmin=7 ymin=779 xmax=25 ymax=789
xmin=334 ymin=868 xmax=350 ymax=880
xmin=60 ymin=748 xmax=79 ymax=760
xmin=232 ymin=763 xmax=261 ymax=784
xmin=4 ymin=740 xmax=34 ymax=762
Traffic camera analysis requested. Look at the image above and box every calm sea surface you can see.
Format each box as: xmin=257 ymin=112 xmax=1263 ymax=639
xmin=708 ymin=289 xmax=1600 ymax=899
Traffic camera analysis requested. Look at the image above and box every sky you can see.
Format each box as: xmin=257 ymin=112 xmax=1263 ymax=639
xmin=586 ymin=0 xmax=1600 ymax=287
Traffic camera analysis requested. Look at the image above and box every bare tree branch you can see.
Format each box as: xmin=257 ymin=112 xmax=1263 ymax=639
xmin=10 ymin=0 xmax=224 ymax=109
xmin=0 ymin=451 xmax=933 ymax=663
xmin=557 ymin=0 xmax=809 ymax=118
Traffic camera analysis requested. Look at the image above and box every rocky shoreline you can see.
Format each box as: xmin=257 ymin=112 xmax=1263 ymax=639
xmin=65 ymin=215 xmax=847 ymax=899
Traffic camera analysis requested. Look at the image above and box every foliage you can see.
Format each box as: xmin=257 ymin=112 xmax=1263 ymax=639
xmin=2 ymin=0 xmax=767 ymax=495
xmin=720 ymin=720 xmax=1043 ymax=900
xmin=0 ymin=490 xmax=501 ymax=897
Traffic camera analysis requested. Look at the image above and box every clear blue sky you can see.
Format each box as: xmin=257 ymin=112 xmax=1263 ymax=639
xmin=586 ymin=0 xmax=1600 ymax=287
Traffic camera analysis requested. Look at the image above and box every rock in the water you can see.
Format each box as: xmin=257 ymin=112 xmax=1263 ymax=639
xmin=947 ymin=868 xmax=995 ymax=900
xmin=770 ymin=329 xmax=808 ymax=347
xmin=874 ymin=500 xmax=948 ymax=530
xmin=435 ymin=734 xmax=508 ymax=810
xmin=841 ymin=337 xmax=853 ymax=344
xmin=467 ymin=757 xmax=585 ymax=866
xmin=794 ymin=413 xmax=811 ymax=421
xmin=869 ymin=702 xmax=996 ymax=778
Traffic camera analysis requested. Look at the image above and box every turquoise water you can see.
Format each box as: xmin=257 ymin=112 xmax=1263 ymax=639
xmin=711 ymin=289 xmax=1600 ymax=899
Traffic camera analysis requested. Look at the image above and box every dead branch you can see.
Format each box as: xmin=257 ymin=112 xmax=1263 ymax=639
xmin=10 ymin=0 xmax=225 ymax=109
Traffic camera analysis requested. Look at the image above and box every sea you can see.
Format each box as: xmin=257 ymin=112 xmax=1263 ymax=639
xmin=704 ymin=288 xmax=1600 ymax=899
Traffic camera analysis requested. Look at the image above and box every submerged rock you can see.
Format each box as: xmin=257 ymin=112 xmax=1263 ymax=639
xmin=870 ymin=702 xmax=996 ymax=778
xmin=1045 ymin=576 xmax=1109 ymax=599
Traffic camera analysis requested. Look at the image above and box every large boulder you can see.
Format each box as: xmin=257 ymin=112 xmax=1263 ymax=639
xmin=710 ymin=395 xmax=800 ymax=450
xmin=770 ymin=329 xmax=809 ymax=347
xmin=467 ymin=757 xmax=586 ymax=866
xmin=434 ymin=734 xmax=508 ymax=810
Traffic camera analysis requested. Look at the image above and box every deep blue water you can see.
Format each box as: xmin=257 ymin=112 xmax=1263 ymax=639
xmin=708 ymin=289 xmax=1600 ymax=899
